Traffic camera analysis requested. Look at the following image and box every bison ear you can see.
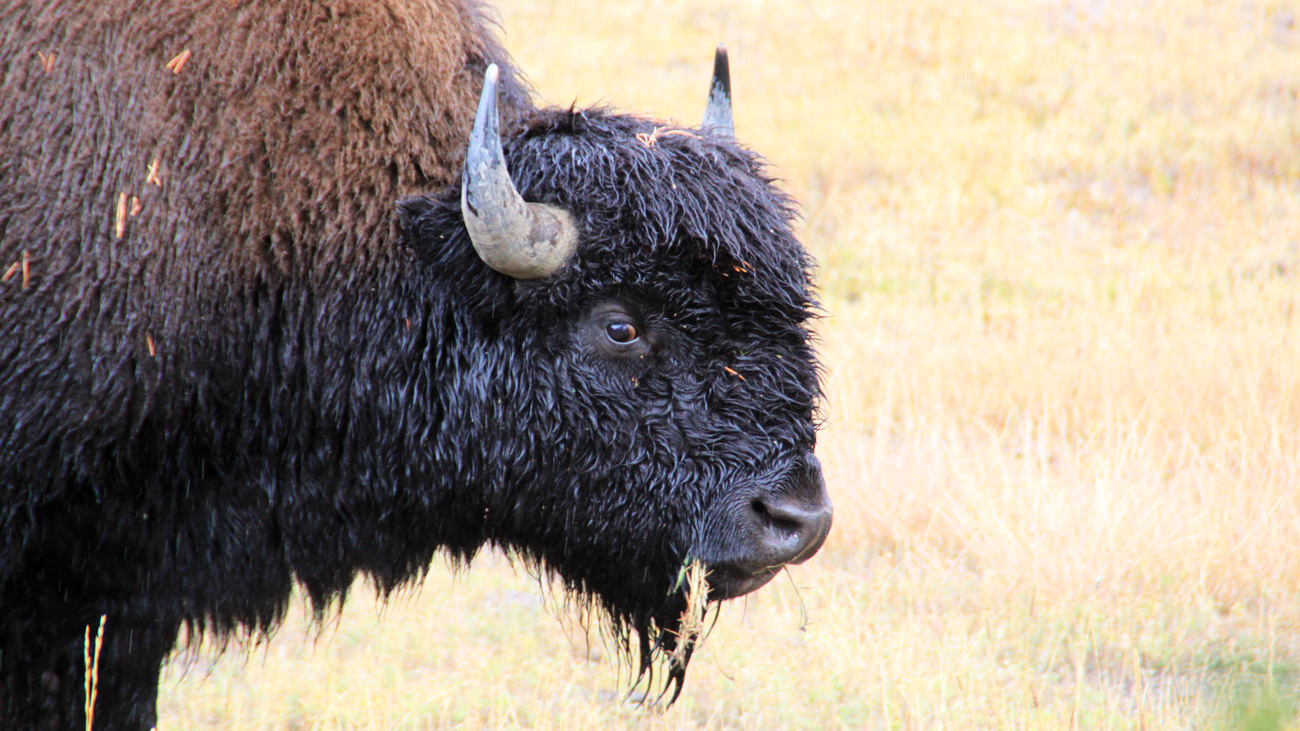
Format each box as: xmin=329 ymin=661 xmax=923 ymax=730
xmin=701 ymin=45 xmax=734 ymax=137
xmin=462 ymin=64 xmax=578 ymax=280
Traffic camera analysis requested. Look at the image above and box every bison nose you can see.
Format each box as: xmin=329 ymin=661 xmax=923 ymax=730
xmin=700 ymin=453 xmax=833 ymax=600
xmin=749 ymin=458 xmax=832 ymax=567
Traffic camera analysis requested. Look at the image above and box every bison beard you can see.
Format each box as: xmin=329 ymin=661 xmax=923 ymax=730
xmin=0 ymin=1 xmax=830 ymax=729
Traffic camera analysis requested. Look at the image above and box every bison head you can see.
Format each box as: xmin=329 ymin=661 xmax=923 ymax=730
xmin=398 ymin=53 xmax=830 ymax=697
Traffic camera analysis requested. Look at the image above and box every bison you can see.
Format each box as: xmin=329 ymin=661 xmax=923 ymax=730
xmin=0 ymin=0 xmax=831 ymax=728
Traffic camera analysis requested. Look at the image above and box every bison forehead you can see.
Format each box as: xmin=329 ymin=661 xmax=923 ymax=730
xmin=503 ymin=109 xmax=817 ymax=319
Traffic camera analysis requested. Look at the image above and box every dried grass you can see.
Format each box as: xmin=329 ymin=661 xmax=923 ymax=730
xmin=83 ymin=615 xmax=105 ymax=731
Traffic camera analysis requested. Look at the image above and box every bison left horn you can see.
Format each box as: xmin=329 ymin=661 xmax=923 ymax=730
xmin=701 ymin=45 xmax=734 ymax=137
xmin=462 ymin=64 xmax=578 ymax=280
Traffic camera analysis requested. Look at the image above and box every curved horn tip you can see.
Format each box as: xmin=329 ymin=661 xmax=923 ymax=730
xmin=462 ymin=63 xmax=579 ymax=280
xmin=472 ymin=64 xmax=501 ymax=150
xmin=702 ymin=45 xmax=734 ymax=137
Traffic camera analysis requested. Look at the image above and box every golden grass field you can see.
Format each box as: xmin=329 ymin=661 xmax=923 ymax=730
xmin=157 ymin=0 xmax=1300 ymax=727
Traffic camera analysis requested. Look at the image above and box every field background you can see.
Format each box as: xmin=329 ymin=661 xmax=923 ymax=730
xmin=158 ymin=0 xmax=1300 ymax=728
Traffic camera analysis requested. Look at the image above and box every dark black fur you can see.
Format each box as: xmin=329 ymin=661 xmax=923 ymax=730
xmin=1 ymin=17 xmax=821 ymax=731
xmin=401 ymin=109 xmax=822 ymax=691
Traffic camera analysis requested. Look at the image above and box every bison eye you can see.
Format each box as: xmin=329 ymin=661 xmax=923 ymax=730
xmin=605 ymin=321 xmax=639 ymax=344
xmin=581 ymin=302 xmax=654 ymax=361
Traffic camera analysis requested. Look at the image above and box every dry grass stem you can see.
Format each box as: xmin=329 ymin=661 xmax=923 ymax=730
xmin=669 ymin=560 xmax=709 ymax=669
xmin=114 ymin=193 xmax=127 ymax=238
xmin=83 ymin=615 xmax=105 ymax=731
xmin=165 ymin=49 xmax=192 ymax=74
xmin=635 ymin=126 xmax=697 ymax=148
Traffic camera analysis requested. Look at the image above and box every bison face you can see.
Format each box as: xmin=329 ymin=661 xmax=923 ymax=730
xmin=527 ymin=280 xmax=832 ymax=606
xmin=563 ymin=296 xmax=831 ymax=603
xmin=399 ymin=101 xmax=828 ymax=688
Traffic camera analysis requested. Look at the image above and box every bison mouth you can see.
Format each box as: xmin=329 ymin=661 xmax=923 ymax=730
xmin=703 ymin=518 xmax=830 ymax=600
xmin=704 ymin=562 xmax=782 ymax=600
xmin=693 ymin=452 xmax=833 ymax=602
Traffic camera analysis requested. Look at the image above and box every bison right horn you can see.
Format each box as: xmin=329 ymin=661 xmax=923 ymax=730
xmin=462 ymin=64 xmax=578 ymax=280
xmin=701 ymin=45 xmax=734 ymax=137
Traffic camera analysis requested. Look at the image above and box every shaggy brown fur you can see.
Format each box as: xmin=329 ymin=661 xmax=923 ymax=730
xmin=0 ymin=0 xmax=526 ymax=283
xmin=0 ymin=0 xmax=528 ymax=528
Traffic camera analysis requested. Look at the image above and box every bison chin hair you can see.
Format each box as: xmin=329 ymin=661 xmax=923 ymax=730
xmin=507 ymin=551 xmax=716 ymax=707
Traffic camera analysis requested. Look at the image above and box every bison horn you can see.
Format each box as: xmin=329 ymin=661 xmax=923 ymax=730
xmin=462 ymin=64 xmax=577 ymax=280
xmin=701 ymin=45 xmax=734 ymax=137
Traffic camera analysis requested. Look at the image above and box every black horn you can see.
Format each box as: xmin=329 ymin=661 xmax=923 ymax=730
xmin=462 ymin=64 xmax=577 ymax=279
xmin=702 ymin=45 xmax=734 ymax=136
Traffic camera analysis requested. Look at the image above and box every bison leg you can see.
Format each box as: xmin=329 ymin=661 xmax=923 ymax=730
xmin=0 ymin=602 xmax=178 ymax=731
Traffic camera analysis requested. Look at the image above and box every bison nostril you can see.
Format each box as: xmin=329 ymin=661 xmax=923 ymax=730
xmin=747 ymin=485 xmax=833 ymax=566
xmin=751 ymin=498 xmax=801 ymax=536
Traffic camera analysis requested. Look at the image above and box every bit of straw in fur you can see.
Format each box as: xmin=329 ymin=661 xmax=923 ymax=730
xmin=636 ymin=126 xmax=699 ymax=148
xmin=84 ymin=615 xmax=106 ymax=731
xmin=114 ymin=193 xmax=127 ymax=238
xmin=165 ymin=49 xmax=192 ymax=74
xmin=669 ymin=559 xmax=709 ymax=668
